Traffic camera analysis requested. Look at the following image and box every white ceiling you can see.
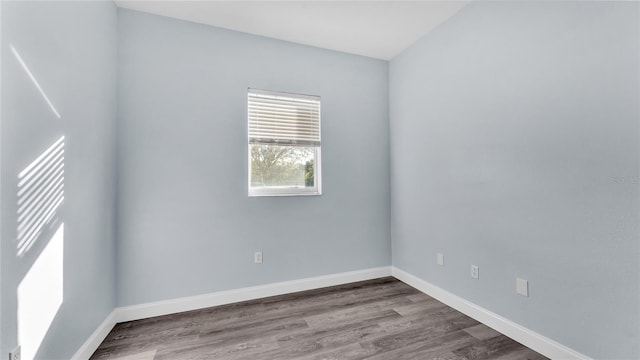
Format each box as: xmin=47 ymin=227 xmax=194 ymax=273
xmin=114 ymin=1 xmax=469 ymax=60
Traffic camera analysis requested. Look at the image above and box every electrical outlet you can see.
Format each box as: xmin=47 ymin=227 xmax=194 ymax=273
xmin=516 ymin=277 xmax=529 ymax=297
xmin=9 ymin=345 xmax=21 ymax=360
xmin=437 ymin=253 xmax=444 ymax=266
xmin=254 ymin=251 xmax=263 ymax=264
xmin=470 ymin=265 xmax=479 ymax=279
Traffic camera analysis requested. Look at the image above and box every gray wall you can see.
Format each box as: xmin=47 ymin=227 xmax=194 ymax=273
xmin=2 ymin=3 xmax=635 ymax=358
xmin=116 ymin=10 xmax=390 ymax=306
xmin=0 ymin=1 xmax=117 ymax=359
xmin=389 ymin=2 xmax=639 ymax=359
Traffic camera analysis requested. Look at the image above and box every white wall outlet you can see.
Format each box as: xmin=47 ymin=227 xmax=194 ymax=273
xmin=9 ymin=345 xmax=21 ymax=360
xmin=470 ymin=265 xmax=479 ymax=279
xmin=254 ymin=251 xmax=263 ymax=264
xmin=437 ymin=253 xmax=444 ymax=266
xmin=516 ymin=277 xmax=529 ymax=297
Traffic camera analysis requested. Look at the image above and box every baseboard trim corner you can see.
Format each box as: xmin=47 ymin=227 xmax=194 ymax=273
xmin=391 ymin=266 xmax=591 ymax=360
xmin=73 ymin=266 xmax=392 ymax=359
xmin=71 ymin=310 xmax=118 ymax=360
xmin=74 ymin=266 xmax=588 ymax=360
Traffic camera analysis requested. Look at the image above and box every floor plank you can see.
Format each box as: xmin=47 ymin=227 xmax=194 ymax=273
xmin=91 ymin=278 xmax=548 ymax=360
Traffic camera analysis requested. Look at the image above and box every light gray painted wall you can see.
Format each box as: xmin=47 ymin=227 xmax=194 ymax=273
xmin=390 ymin=2 xmax=639 ymax=359
xmin=116 ymin=10 xmax=390 ymax=306
xmin=0 ymin=1 xmax=117 ymax=359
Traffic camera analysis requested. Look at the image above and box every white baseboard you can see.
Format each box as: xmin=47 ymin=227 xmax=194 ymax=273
xmin=75 ymin=266 xmax=588 ymax=360
xmin=72 ymin=266 xmax=392 ymax=359
xmin=115 ymin=266 xmax=392 ymax=323
xmin=71 ymin=310 xmax=118 ymax=360
xmin=391 ymin=266 xmax=591 ymax=360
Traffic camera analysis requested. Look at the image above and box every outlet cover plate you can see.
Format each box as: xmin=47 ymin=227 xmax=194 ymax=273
xmin=254 ymin=251 xmax=263 ymax=264
xmin=437 ymin=253 xmax=444 ymax=266
xmin=471 ymin=265 xmax=479 ymax=279
xmin=516 ymin=278 xmax=529 ymax=297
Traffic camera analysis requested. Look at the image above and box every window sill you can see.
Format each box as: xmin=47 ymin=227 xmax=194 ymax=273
xmin=248 ymin=188 xmax=322 ymax=197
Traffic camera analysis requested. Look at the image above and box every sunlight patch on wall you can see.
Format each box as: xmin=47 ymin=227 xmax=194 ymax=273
xmin=17 ymin=136 xmax=64 ymax=257
xmin=17 ymin=223 xmax=64 ymax=360
xmin=10 ymin=45 xmax=61 ymax=119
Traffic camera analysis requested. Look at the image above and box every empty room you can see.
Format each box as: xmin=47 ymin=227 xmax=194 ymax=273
xmin=1 ymin=0 xmax=638 ymax=359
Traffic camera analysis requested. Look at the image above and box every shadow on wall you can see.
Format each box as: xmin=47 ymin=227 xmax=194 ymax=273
xmin=10 ymin=44 xmax=65 ymax=360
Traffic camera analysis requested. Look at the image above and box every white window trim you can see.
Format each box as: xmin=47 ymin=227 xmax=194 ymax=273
xmin=247 ymin=88 xmax=322 ymax=197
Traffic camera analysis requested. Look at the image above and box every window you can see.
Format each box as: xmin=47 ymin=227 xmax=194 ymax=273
xmin=248 ymin=88 xmax=321 ymax=196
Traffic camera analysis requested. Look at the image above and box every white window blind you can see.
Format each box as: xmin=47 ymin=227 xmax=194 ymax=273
xmin=248 ymin=88 xmax=321 ymax=147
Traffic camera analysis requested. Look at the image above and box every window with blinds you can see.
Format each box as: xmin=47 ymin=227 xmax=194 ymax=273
xmin=248 ymin=88 xmax=322 ymax=196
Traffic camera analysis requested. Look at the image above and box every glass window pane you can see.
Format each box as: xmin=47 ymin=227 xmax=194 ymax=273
xmin=250 ymin=144 xmax=315 ymax=188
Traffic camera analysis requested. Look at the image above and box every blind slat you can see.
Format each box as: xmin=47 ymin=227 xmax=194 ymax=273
xmin=249 ymin=97 xmax=320 ymax=107
xmin=249 ymin=100 xmax=319 ymax=111
xmin=249 ymin=104 xmax=319 ymax=113
xmin=249 ymin=130 xmax=320 ymax=137
xmin=248 ymin=112 xmax=319 ymax=122
xmin=248 ymin=88 xmax=321 ymax=145
xmin=249 ymin=104 xmax=318 ymax=112
xmin=249 ymin=138 xmax=320 ymax=147
xmin=249 ymin=129 xmax=319 ymax=135
xmin=249 ymin=120 xmax=320 ymax=128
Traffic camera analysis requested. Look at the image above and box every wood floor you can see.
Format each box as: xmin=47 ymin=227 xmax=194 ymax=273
xmin=91 ymin=278 xmax=548 ymax=360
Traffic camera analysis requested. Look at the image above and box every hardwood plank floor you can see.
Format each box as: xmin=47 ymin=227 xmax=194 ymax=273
xmin=91 ymin=278 xmax=548 ymax=360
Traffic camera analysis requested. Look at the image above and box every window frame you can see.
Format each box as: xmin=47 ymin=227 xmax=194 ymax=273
xmin=247 ymin=88 xmax=322 ymax=197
